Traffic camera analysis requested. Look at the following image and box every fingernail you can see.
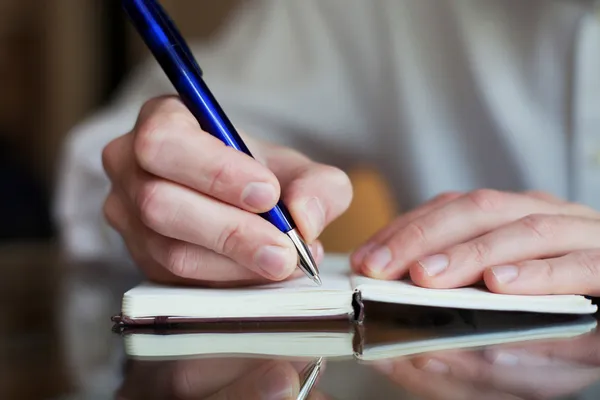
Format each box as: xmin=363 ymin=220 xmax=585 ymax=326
xmin=260 ymin=365 xmax=294 ymax=400
xmin=491 ymin=265 xmax=519 ymax=284
xmin=365 ymin=246 xmax=392 ymax=274
xmin=255 ymin=246 xmax=294 ymax=280
xmin=310 ymin=241 xmax=324 ymax=264
xmin=352 ymin=242 xmax=377 ymax=265
xmin=418 ymin=254 xmax=449 ymax=276
xmin=373 ymin=360 xmax=394 ymax=374
xmin=484 ymin=350 xmax=521 ymax=366
xmin=420 ymin=359 xmax=449 ymax=374
xmin=242 ymin=182 xmax=277 ymax=210
xmin=302 ymin=197 xmax=325 ymax=238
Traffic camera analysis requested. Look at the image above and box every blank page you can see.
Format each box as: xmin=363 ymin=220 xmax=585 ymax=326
xmin=123 ymin=273 xmax=353 ymax=320
xmin=352 ymin=275 xmax=597 ymax=315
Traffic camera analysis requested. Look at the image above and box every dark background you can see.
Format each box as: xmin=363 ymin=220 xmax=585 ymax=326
xmin=0 ymin=0 xmax=240 ymax=242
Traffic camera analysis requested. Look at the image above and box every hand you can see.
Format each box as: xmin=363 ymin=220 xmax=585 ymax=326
xmin=102 ymin=96 xmax=352 ymax=286
xmin=117 ymin=357 xmax=330 ymax=400
xmin=351 ymin=190 xmax=600 ymax=295
xmin=371 ymin=331 xmax=600 ymax=399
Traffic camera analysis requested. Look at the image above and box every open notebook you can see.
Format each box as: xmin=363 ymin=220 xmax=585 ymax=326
xmin=122 ymin=310 xmax=598 ymax=361
xmin=114 ymin=254 xmax=597 ymax=326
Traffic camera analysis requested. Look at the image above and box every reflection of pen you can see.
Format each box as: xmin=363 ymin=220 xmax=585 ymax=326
xmin=298 ymin=357 xmax=323 ymax=400
xmin=121 ymin=0 xmax=321 ymax=286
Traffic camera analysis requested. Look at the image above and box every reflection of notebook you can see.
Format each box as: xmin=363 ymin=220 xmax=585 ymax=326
xmin=122 ymin=308 xmax=598 ymax=361
xmin=114 ymin=255 xmax=597 ymax=326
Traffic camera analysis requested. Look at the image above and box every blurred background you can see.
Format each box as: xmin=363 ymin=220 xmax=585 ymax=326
xmin=0 ymin=0 xmax=396 ymax=253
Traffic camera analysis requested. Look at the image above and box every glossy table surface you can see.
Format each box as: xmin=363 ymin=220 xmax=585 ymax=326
xmin=3 ymin=242 xmax=600 ymax=400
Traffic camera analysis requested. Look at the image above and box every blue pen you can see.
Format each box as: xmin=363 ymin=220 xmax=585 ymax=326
xmin=121 ymin=0 xmax=321 ymax=285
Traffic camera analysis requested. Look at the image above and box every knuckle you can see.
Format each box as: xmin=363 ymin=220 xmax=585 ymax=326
xmin=171 ymin=362 xmax=196 ymax=398
xmin=101 ymin=137 xmax=121 ymax=179
xmin=573 ymin=251 xmax=600 ymax=281
xmin=215 ymin=222 xmax=245 ymax=256
xmin=207 ymin=156 xmax=238 ymax=195
xmin=434 ymin=191 xmax=461 ymax=202
xmin=467 ymin=189 xmax=506 ymax=213
xmin=133 ymin=116 xmax=169 ymax=170
xmin=137 ymin=181 xmax=167 ymax=229
xmin=134 ymin=100 xmax=190 ymax=171
xmin=537 ymin=259 xmax=555 ymax=281
xmin=520 ymin=214 xmax=556 ymax=240
xmin=102 ymin=193 xmax=119 ymax=230
xmin=323 ymin=164 xmax=352 ymax=187
xmin=320 ymin=164 xmax=353 ymax=209
xmin=463 ymin=240 xmax=491 ymax=265
xmin=165 ymin=242 xmax=199 ymax=278
xmin=403 ymin=220 xmax=430 ymax=247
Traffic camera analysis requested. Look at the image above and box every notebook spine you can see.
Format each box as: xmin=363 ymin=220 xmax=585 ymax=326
xmin=352 ymin=322 xmax=365 ymax=356
xmin=352 ymin=289 xmax=365 ymax=324
xmin=111 ymin=313 xmax=354 ymax=328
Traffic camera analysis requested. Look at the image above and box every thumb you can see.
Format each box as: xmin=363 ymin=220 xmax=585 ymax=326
xmin=207 ymin=361 xmax=300 ymax=400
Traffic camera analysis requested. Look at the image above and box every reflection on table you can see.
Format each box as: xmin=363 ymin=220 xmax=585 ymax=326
xmin=3 ymin=243 xmax=600 ymax=400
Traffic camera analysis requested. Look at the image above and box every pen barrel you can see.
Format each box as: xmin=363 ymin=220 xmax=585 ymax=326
xmin=122 ymin=0 xmax=295 ymax=233
xmin=190 ymin=82 xmax=295 ymax=233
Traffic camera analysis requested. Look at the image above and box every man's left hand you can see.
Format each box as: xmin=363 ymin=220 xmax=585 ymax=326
xmin=351 ymin=190 xmax=600 ymax=295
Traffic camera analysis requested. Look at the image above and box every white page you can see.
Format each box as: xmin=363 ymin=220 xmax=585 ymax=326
xmin=351 ymin=275 xmax=597 ymax=315
xmin=123 ymin=272 xmax=353 ymax=319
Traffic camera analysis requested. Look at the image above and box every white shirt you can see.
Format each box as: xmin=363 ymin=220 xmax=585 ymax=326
xmin=55 ymin=0 xmax=600 ymax=260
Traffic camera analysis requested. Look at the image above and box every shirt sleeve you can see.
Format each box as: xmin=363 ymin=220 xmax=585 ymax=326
xmin=53 ymin=0 xmax=371 ymax=260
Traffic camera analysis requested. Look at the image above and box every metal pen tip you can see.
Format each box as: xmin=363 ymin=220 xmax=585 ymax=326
xmin=286 ymin=228 xmax=322 ymax=286
xmin=311 ymin=274 xmax=322 ymax=286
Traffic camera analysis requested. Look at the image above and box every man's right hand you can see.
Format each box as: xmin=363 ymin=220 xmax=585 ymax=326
xmin=101 ymin=96 xmax=352 ymax=286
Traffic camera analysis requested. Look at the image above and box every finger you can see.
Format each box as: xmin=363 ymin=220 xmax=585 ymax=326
xmin=524 ymin=190 xmax=566 ymax=204
xmin=102 ymin=131 xmax=135 ymax=185
xmin=127 ymin=171 xmax=298 ymax=281
xmin=103 ymin=189 xmax=133 ymax=236
xmin=144 ymin=229 xmax=318 ymax=286
xmin=351 ymin=191 xmax=463 ymax=272
xmin=483 ymin=348 xmax=592 ymax=369
xmin=171 ymin=358 xmax=264 ymax=399
xmin=363 ymin=189 xmax=598 ymax=281
xmin=524 ymin=191 xmax=600 ymax=219
xmin=361 ymin=190 xmax=562 ymax=279
xmin=260 ymin=143 xmax=353 ymax=243
xmin=105 ymin=174 xmax=267 ymax=284
xmin=491 ymin=332 xmax=600 ymax=366
xmin=107 ymin=185 xmax=311 ymax=285
xmin=205 ymin=361 xmax=300 ymax=400
xmin=484 ymin=249 xmax=600 ymax=296
xmin=415 ymin=351 xmax=600 ymax=399
xmin=307 ymin=391 xmax=334 ymax=400
xmin=411 ymin=214 xmax=600 ymax=289
xmin=372 ymin=358 xmax=516 ymax=400
xmin=103 ymin=191 xmax=177 ymax=283
xmin=132 ymin=96 xmax=281 ymax=212
xmin=479 ymin=350 xmax=600 ymax=398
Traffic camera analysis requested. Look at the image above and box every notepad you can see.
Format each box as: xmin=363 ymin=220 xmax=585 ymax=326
xmin=122 ymin=311 xmax=598 ymax=361
xmin=114 ymin=254 xmax=597 ymax=326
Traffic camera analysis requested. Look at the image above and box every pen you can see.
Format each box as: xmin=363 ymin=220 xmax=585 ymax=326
xmin=121 ymin=0 xmax=321 ymax=286
xmin=297 ymin=357 xmax=323 ymax=400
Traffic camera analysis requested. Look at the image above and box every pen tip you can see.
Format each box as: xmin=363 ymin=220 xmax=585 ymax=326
xmin=313 ymin=275 xmax=322 ymax=286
